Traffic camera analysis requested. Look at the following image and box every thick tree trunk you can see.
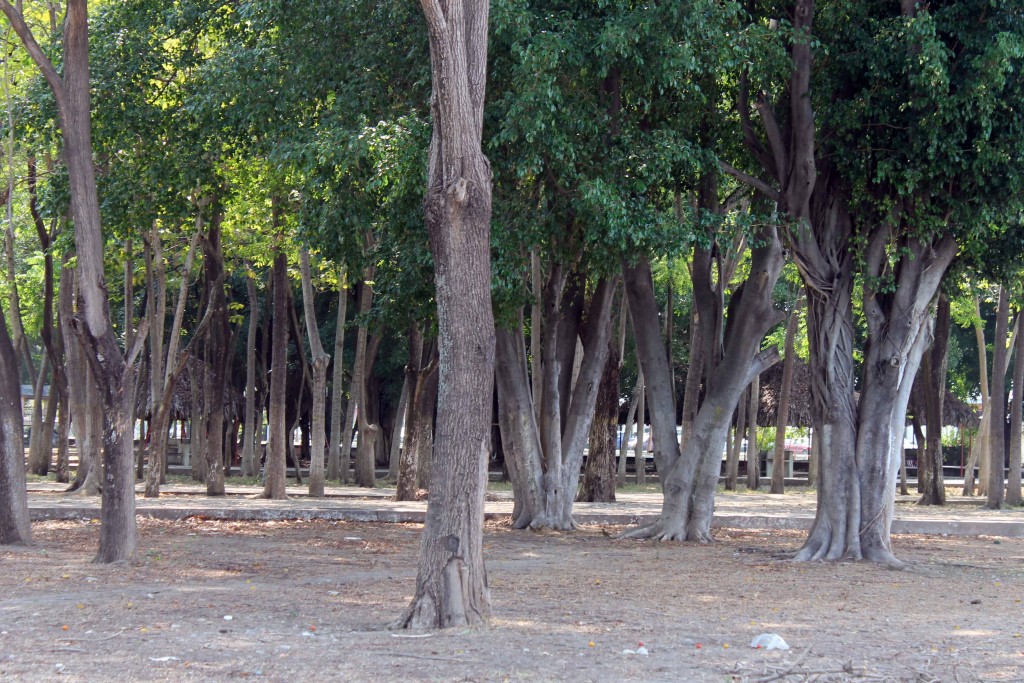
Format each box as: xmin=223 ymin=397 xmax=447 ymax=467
xmin=680 ymin=308 xmax=704 ymax=448
xmin=986 ymin=288 xmax=1010 ymax=509
xmin=299 ymin=248 xmax=330 ymax=497
xmin=327 ymin=275 xmax=348 ymax=481
xmin=262 ymin=252 xmax=290 ymax=499
xmin=398 ymin=0 xmax=493 ymax=629
xmin=0 ymin=305 xmax=30 ymax=544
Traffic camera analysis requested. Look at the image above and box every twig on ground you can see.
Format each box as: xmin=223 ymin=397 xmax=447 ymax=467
xmin=377 ymin=652 xmax=476 ymax=664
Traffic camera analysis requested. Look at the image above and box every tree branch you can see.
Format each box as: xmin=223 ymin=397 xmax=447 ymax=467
xmin=0 ymin=3 xmax=65 ymax=110
xmin=718 ymin=160 xmax=780 ymax=202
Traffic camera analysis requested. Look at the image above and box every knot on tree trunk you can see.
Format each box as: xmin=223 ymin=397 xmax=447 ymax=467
xmin=447 ymin=177 xmax=468 ymax=205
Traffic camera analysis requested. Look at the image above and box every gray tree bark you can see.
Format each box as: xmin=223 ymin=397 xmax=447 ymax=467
xmin=397 ymin=0 xmax=494 ymax=629
xmin=1 ymin=0 xmax=141 ymax=562
xmin=241 ymin=267 xmax=259 ymax=478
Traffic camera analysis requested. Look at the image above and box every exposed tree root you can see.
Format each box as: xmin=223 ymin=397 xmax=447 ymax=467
xmin=615 ymin=521 xmax=688 ymax=542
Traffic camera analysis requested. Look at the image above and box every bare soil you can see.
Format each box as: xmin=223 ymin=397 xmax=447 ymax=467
xmin=1 ymin=519 xmax=1022 ymax=682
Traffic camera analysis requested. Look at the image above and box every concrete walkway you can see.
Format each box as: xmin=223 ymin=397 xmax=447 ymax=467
xmin=25 ymin=482 xmax=1024 ymax=538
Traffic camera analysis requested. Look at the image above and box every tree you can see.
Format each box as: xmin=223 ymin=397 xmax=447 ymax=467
xmin=397 ymin=0 xmax=493 ymax=629
xmin=0 ymin=304 xmax=29 ymax=545
xmin=0 ymin=0 xmax=142 ymax=562
xmin=726 ymin=0 xmax=1022 ymax=563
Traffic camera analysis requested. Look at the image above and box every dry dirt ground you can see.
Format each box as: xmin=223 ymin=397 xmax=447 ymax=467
xmin=1 ymin=519 xmax=1022 ymax=682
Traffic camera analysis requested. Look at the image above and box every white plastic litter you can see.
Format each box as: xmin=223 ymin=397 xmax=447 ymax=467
xmin=750 ymin=633 xmax=789 ymax=651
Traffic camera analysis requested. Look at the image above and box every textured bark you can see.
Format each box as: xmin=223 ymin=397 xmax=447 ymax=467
xmin=771 ymin=299 xmax=801 ymax=494
xmin=0 ymin=0 xmax=139 ymax=562
xmin=398 ymin=0 xmax=493 ymax=629
xmin=327 ymin=274 xmax=348 ymax=481
xmin=680 ymin=308 xmax=704 ymax=447
xmin=986 ymin=288 xmax=1009 ymax=509
xmin=299 ymin=248 xmax=331 ymax=498
xmin=725 ymin=0 xmax=958 ymax=564
xmin=0 ymin=305 xmax=30 ymax=545
xmin=262 ymin=252 xmax=289 ymax=500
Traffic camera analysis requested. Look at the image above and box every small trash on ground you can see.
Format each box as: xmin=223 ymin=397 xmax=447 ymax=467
xmin=750 ymin=633 xmax=789 ymax=651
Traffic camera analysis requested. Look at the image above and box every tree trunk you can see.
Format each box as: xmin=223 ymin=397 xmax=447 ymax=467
xmin=986 ymin=288 xmax=1010 ymax=509
xmin=1008 ymin=306 xmax=1024 ymax=507
xmin=579 ymin=310 xmax=621 ymax=503
xmin=200 ymin=209 xmax=230 ymax=497
xmin=26 ymin=356 xmax=51 ymax=475
xmin=397 ymin=0 xmax=493 ymax=629
xmin=388 ymin=373 xmax=411 ymax=481
xmin=771 ymin=298 xmax=801 ymax=494
xmin=300 ymin=248 xmax=331 ymax=498
xmin=354 ymin=329 xmax=382 ymax=489
xmin=395 ymin=327 xmax=427 ymax=500
xmin=262 ymin=251 xmax=289 ymax=499
xmin=0 ymin=305 xmax=30 ymax=544
xmin=634 ymin=369 xmax=646 ymax=486
xmin=618 ymin=376 xmax=640 ymax=486
xmin=1 ymin=0 xmax=140 ymax=562
xmin=343 ymin=275 xmax=374 ymax=485
xmin=498 ymin=274 xmax=616 ymax=528
xmin=746 ymin=373 xmax=760 ymax=491
xmin=145 ymin=231 xmax=198 ymax=496
xmin=620 ymin=227 xmax=783 ymax=542
xmin=327 ymin=273 xmax=348 ymax=481
xmin=725 ymin=389 xmax=745 ymax=491
xmin=399 ymin=339 xmax=438 ymax=499
xmin=241 ymin=268 xmax=259 ymax=478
